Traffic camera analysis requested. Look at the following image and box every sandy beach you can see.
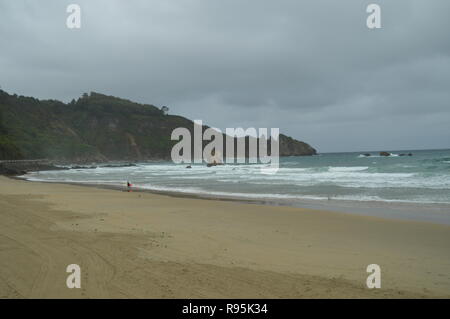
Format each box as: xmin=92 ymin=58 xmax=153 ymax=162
xmin=0 ymin=176 xmax=449 ymax=298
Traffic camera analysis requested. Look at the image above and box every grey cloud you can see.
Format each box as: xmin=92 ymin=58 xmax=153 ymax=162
xmin=0 ymin=0 xmax=449 ymax=152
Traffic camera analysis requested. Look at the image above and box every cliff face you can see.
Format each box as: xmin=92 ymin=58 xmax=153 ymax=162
xmin=279 ymin=134 xmax=317 ymax=156
xmin=0 ymin=90 xmax=317 ymax=161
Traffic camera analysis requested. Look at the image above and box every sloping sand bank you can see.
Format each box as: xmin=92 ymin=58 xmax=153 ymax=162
xmin=0 ymin=176 xmax=449 ymax=298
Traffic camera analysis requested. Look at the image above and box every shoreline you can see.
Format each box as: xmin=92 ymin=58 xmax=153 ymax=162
xmin=15 ymin=175 xmax=450 ymax=226
xmin=1 ymin=176 xmax=450 ymax=298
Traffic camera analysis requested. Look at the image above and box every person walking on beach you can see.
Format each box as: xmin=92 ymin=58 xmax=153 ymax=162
xmin=127 ymin=181 xmax=133 ymax=192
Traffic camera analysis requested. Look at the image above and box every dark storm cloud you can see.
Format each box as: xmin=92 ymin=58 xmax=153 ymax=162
xmin=1 ymin=0 xmax=449 ymax=152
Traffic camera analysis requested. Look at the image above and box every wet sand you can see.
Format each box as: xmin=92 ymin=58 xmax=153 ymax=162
xmin=1 ymin=176 xmax=449 ymax=298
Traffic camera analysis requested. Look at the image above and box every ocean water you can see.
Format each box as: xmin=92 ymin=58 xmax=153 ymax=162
xmin=24 ymin=149 xmax=450 ymax=205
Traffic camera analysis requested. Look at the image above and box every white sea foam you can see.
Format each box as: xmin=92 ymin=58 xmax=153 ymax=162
xmin=358 ymin=154 xmax=401 ymax=158
xmin=137 ymin=184 xmax=314 ymax=200
xmin=20 ymin=151 xmax=450 ymax=205
xmin=23 ymin=165 xmax=450 ymax=190
xmin=328 ymin=166 xmax=368 ymax=172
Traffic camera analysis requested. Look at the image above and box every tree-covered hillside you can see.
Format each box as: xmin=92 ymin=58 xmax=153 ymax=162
xmin=0 ymin=90 xmax=316 ymax=162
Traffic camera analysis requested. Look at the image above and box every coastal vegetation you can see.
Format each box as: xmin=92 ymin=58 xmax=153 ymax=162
xmin=0 ymin=90 xmax=316 ymax=162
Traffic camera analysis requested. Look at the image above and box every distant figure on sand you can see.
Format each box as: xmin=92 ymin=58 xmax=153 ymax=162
xmin=127 ymin=181 xmax=133 ymax=192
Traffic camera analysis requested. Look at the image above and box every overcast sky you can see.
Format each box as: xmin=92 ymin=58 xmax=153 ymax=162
xmin=1 ymin=0 xmax=449 ymax=152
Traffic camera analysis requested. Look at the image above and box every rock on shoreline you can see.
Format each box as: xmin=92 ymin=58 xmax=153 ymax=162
xmin=0 ymin=160 xmax=63 ymax=176
xmin=0 ymin=160 xmax=142 ymax=176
